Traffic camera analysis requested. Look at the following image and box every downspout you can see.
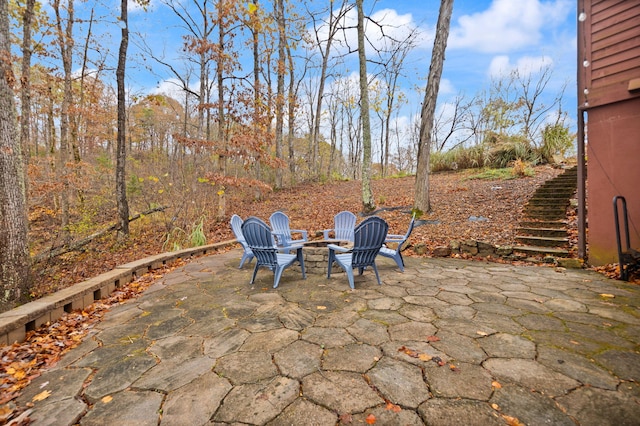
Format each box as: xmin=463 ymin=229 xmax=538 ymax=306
xmin=577 ymin=107 xmax=587 ymax=260
xmin=576 ymin=1 xmax=587 ymax=261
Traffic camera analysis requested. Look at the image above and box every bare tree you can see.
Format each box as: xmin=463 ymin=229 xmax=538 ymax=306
xmin=356 ymin=0 xmax=374 ymax=212
xmin=414 ymin=0 xmax=453 ymax=214
xmin=274 ymin=0 xmax=285 ymax=188
xmin=306 ymin=0 xmax=351 ymax=180
xmin=53 ymin=0 xmax=74 ymax=238
xmin=116 ymin=0 xmax=130 ymax=236
xmin=19 ymin=0 xmax=35 ymax=203
xmin=432 ymin=94 xmax=475 ymax=152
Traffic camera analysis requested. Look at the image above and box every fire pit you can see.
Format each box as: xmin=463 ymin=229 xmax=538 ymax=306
xmin=292 ymin=240 xmax=350 ymax=274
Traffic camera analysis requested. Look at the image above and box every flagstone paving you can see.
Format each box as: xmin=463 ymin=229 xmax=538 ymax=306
xmin=18 ymin=250 xmax=640 ymax=425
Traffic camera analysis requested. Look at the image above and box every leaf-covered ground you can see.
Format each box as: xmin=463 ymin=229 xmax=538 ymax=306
xmin=31 ymin=165 xmax=569 ymax=300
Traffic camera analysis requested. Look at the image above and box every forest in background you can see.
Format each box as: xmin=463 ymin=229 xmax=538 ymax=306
xmin=1 ymin=0 xmax=574 ymax=311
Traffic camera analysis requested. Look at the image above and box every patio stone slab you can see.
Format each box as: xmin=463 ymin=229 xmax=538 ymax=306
xmin=302 ymin=371 xmax=383 ymax=413
xmin=367 ymin=357 xmax=430 ymax=408
xmin=483 ymin=358 xmax=580 ymax=396
xmin=418 ymin=398 xmax=504 ymax=425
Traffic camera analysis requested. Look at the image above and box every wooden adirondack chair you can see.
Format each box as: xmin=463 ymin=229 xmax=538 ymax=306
xmin=327 ymin=216 xmax=389 ymax=289
xmin=241 ymin=217 xmax=306 ymax=288
xmin=378 ymin=213 xmax=416 ymax=272
xmin=269 ymin=211 xmax=308 ymax=251
xmin=229 ymin=214 xmax=254 ymax=269
xmin=322 ymin=211 xmax=357 ymax=242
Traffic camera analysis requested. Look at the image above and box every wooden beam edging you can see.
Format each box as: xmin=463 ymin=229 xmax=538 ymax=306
xmin=0 ymin=240 xmax=238 ymax=346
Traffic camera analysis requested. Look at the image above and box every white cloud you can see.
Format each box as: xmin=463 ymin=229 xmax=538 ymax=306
xmin=151 ymin=78 xmax=198 ymax=102
xmin=449 ymin=0 xmax=572 ymax=53
xmin=488 ymin=55 xmax=553 ymax=78
xmin=438 ymin=78 xmax=455 ymax=95
xmin=309 ymin=7 xmax=429 ymax=56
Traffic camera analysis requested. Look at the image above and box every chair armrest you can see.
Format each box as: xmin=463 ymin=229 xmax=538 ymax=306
xmin=327 ymin=244 xmax=350 ymax=253
xmin=271 ymin=231 xmax=288 ymax=246
xmin=322 ymin=229 xmax=334 ymax=239
xmin=385 ymin=233 xmax=405 ymax=240
xmin=290 ymin=229 xmax=308 ymax=241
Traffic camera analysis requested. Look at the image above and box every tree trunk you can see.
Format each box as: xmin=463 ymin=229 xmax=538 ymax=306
xmin=356 ymin=0 xmax=375 ymax=213
xmin=414 ymin=0 xmax=453 ymax=214
xmin=0 ymin=0 xmax=30 ymax=311
xmin=286 ymin=42 xmax=296 ymax=185
xmin=216 ymin=3 xmax=227 ymax=220
xmin=20 ymin=0 xmax=35 ymax=205
xmin=274 ymin=0 xmax=285 ymax=189
xmin=116 ymin=0 xmax=130 ymax=236
xmin=54 ymin=0 xmax=74 ymax=240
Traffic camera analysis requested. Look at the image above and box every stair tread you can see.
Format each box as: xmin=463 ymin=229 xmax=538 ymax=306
xmin=513 ymin=245 xmax=570 ymax=255
xmin=516 ymin=235 xmax=569 ymax=242
xmin=517 ymin=227 xmax=568 ymax=232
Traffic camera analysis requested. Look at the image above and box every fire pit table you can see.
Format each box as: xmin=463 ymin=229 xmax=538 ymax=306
xmin=291 ymin=239 xmax=352 ymax=274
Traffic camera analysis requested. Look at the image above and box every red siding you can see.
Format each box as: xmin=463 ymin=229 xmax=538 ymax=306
xmin=579 ymin=0 xmax=640 ymax=108
xmin=578 ymin=1 xmax=640 ymax=266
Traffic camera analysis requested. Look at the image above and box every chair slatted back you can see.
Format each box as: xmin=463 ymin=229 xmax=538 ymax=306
xmin=351 ymin=216 xmax=388 ymax=268
xmin=242 ymin=217 xmax=278 ymax=268
xmin=230 ymin=215 xmax=247 ymax=246
xmin=269 ymin=211 xmax=292 ymax=247
xmin=334 ymin=211 xmax=357 ymax=241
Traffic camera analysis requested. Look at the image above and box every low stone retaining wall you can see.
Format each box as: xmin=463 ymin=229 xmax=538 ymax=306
xmin=0 ymin=240 xmax=235 ymax=346
xmin=414 ymin=239 xmax=582 ymax=268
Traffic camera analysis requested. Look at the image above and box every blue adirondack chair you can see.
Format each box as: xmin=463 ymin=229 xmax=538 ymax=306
xmin=378 ymin=213 xmax=416 ymax=272
xmin=269 ymin=211 xmax=308 ymax=251
xmin=327 ymin=216 xmax=389 ymax=289
xmin=229 ymin=214 xmax=255 ymax=269
xmin=322 ymin=211 xmax=357 ymax=242
xmin=241 ymin=217 xmax=306 ymax=288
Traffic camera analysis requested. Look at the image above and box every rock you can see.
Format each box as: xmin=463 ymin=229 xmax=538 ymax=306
xmin=450 ymin=240 xmax=461 ymax=251
xmin=461 ymin=240 xmax=478 ymax=255
xmin=496 ymin=246 xmax=513 ymax=256
xmin=413 ymin=243 xmax=428 ymax=255
xmin=557 ymin=258 xmax=583 ymax=269
xmin=433 ymin=246 xmax=452 ymax=257
xmin=477 ymin=241 xmax=494 ymax=256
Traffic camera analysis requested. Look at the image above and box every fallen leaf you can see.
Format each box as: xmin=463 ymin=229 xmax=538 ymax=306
xmin=570 ymin=340 xmax=580 ymax=345
xmin=492 ymin=381 xmax=502 ymax=389
xmin=398 ymin=346 xmax=419 ymax=358
xmin=101 ymin=395 xmax=113 ymax=403
xmin=32 ymin=390 xmax=51 ymax=402
xmin=427 ymin=335 xmax=440 ymax=342
xmin=418 ymin=353 xmax=432 ymax=362
xmin=502 ymin=414 xmax=526 ymax=426
xmin=599 ymin=293 xmax=615 ymax=298
xmin=316 ymin=305 xmax=327 ymax=310
xmin=476 ymin=331 xmax=489 ymax=336
xmin=385 ymin=402 xmax=402 ymax=413
xmin=365 ymin=413 xmax=376 ymax=424
xmin=449 ymin=364 xmax=459 ymax=372
xmin=491 ymin=403 xmax=500 ymax=411
xmin=339 ymin=413 xmax=353 ymax=423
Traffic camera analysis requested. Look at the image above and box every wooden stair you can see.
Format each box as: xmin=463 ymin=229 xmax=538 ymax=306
xmin=513 ymin=166 xmax=577 ymax=257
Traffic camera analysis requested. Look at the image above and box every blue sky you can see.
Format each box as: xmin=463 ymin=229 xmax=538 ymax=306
xmin=71 ymin=0 xmax=577 ymax=148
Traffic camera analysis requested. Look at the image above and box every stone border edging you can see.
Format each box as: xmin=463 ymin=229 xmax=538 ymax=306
xmin=0 ymin=240 xmax=237 ymax=346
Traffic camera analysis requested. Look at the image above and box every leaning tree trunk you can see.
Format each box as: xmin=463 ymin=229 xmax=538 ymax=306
xmin=0 ymin=0 xmax=30 ymax=310
xmin=414 ymin=0 xmax=454 ymax=214
xmin=116 ymin=0 xmax=130 ymax=237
